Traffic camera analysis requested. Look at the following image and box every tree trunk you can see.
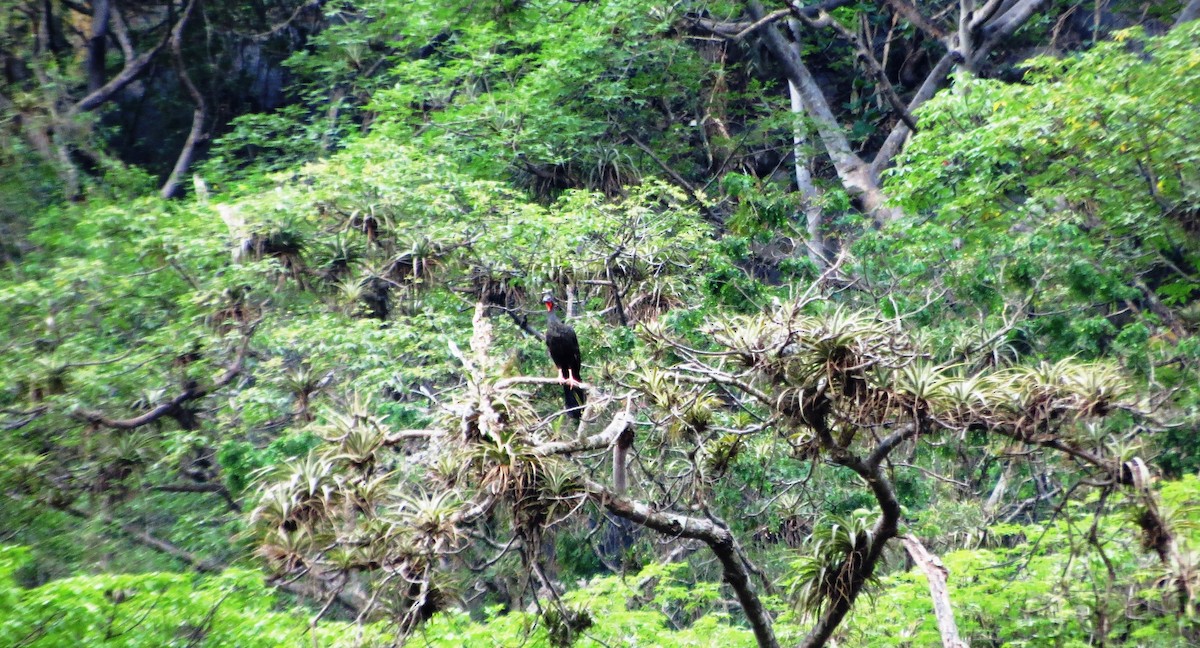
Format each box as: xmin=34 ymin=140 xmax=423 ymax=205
xmin=586 ymin=481 xmax=779 ymax=648
xmin=788 ymin=75 xmax=828 ymax=271
xmin=87 ymin=0 xmax=112 ymax=93
xmin=750 ymin=2 xmax=904 ymax=225
xmin=1176 ymin=0 xmax=1200 ymax=28
xmin=799 ymin=452 xmax=902 ymax=648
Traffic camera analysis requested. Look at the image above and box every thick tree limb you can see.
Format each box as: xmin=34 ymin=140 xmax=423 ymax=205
xmin=798 ymin=450 xmax=901 ymax=648
xmin=870 ymin=47 xmax=960 ymax=176
xmin=494 ymin=375 xmax=595 ymax=393
xmin=868 ymin=423 xmax=918 ymax=466
xmin=789 ymin=76 xmax=829 ymax=270
xmin=69 ymin=0 xmax=208 ymax=115
xmin=584 ymin=479 xmax=779 ymax=648
xmin=383 ymin=429 xmax=438 ymax=446
xmin=86 ymin=0 xmax=112 ymax=93
xmin=879 ymin=0 xmax=949 ymax=41
xmin=970 ymin=0 xmax=1049 ymax=68
xmin=900 ymin=535 xmax=967 ymax=648
xmin=534 ymin=410 xmax=632 ymax=456
xmin=957 ymin=0 xmax=976 ymax=67
xmin=751 ymin=2 xmax=859 ymax=182
xmin=799 ymin=10 xmax=919 ymax=132
xmin=72 ymin=35 xmax=167 ymax=113
xmin=782 ymin=16 xmax=830 ymax=271
xmin=110 ymin=3 xmax=135 ymax=60
xmin=1176 ymin=0 xmax=1200 ymax=28
xmin=969 ymin=0 xmax=1012 ymax=31
xmin=2 ymin=405 xmax=48 ymax=431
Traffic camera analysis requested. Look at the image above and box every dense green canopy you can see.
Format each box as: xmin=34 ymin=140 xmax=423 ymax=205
xmin=2 ymin=1 xmax=1199 ymax=646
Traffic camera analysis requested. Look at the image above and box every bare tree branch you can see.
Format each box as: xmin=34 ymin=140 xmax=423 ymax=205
xmin=76 ymin=320 xmax=258 ymax=429
xmin=72 ymin=28 xmax=168 ymax=113
xmin=970 ymin=0 xmax=1050 ymax=68
xmin=534 ymin=409 xmax=632 ymax=457
xmin=161 ymin=0 xmax=207 ymax=199
xmin=783 ymin=19 xmax=830 ymax=271
xmin=86 ymin=0 xmax=112 ymax=93
xmin=800 ymin=9 xmax=919 ymax=132
xmin=798 ymin=450 xmax=901 ymax=648
xmin=879 ymin=0 xmax=949 ymax=41
xmin=900 ymin=535 xmax=968 ymax=648
xmin=584 ymin=479 xmax=780 ymax=648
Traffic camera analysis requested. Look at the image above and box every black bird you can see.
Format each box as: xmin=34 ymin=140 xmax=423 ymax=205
xmin=542 ymin=293 xmax=586 ymax=419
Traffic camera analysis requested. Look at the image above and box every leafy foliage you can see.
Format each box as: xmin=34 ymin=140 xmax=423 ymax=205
xmin=0 ymin=546 xmax=385 ymax=647
xmin=3 ymin=3 xmax=1200 ymax=648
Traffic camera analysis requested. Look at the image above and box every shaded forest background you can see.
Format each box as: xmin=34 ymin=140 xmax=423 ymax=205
xmin=3 ymin=1 xmax=1200 ymax=646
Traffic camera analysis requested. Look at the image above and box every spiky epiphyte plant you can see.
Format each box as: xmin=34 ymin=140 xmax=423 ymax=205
xmin=388 ymin=237 xmax=442 ymax=286
xmin=787 ymin=511 xmax=881 ymax=616
xmin=543 ymin=603 xmax=595 ymax=648
xmin=394 ymin=488 xmax=465 ymax=555
xmin=282 ymin=362 xmax=323 ymax=420
xmin=318 ymin=407 xmax=387 ymax=474
xmin=470 ymin=426 xmax=546 ymax=498
xmin=316 ymin=234 xmax=362 ymax=281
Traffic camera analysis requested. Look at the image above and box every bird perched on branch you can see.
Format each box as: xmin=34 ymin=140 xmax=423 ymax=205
xmin=542 ymin=292 xmax=586 ymax=419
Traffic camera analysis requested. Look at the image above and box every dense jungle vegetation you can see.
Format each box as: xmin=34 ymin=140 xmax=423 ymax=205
xmin=3 ymin=1 xmax=1200 ymax=646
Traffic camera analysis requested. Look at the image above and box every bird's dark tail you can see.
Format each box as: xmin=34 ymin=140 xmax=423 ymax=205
xmin=563 ymin=383 xmax=586 ymax=419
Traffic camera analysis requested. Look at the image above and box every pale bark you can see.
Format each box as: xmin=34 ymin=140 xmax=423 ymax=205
xmin=969 ymin=0 xmax=1050 ymax=69
xmin=612 ymin=417 xmax=634 ymax=495
xmin=872 ymin=0 xmax=1046 ymax=174
xmin=789 ymin=77 xmax=829 ymax=271
xmin=871 ymin=50 xmax=961 ymax=176
xmin=784 ymin=15 xmax=829 ymax=271
xmin=161 ymin=0 xmax=206 ymax=199
xmin=799 ymin=9 xmax=918 ymax=132
xmin=1175 ymin=0 xmax=1200 ymax=29
xmin=983 ymin=461 xmax=1011 ymax=515
xmin=750 ymin=2 xmax=903 ymax=225
xmin=901 ymin=535 xmax=968 ymax=648
xmin=957 ymin=0 xmax=976 ymax=69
